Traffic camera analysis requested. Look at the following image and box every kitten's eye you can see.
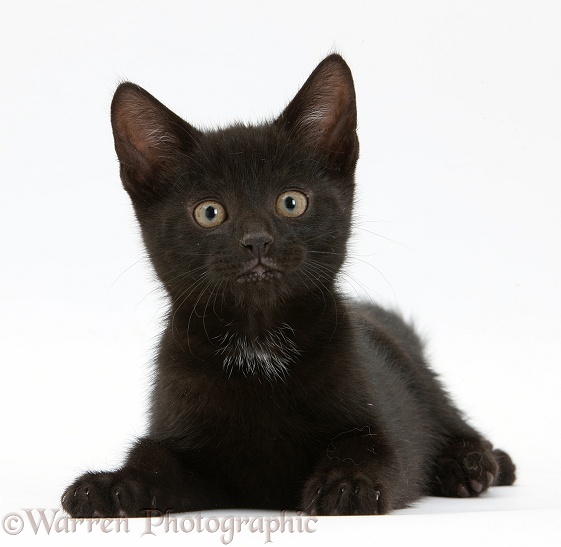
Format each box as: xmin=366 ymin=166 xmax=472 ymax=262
xmin=276 ymin=191 xmax=308 ymax=218
xmin=194 ymin=201 xmax=227 ymax=228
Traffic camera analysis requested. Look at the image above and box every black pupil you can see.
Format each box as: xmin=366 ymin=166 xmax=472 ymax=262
xmin=205 ymin=206 xmax=218 ymax=220
xmin=284 ymin=196 xmax=296 ymax=210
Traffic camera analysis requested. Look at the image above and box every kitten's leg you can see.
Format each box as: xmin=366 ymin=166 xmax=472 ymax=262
xmin=301 ymin=429 xmax=414 ymax=516
xmin=62 ymin=438 xmax=232 ymax=517
xmin=428 ymin=435 xmax=516 ymax=498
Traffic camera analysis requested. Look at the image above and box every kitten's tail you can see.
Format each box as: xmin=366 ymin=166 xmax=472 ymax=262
xmin=493 ymin=448 xmax=516 ymax=486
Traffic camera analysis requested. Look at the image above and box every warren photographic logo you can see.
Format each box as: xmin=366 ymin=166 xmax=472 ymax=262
xmin=2 ymin=509 xmax=318 ymax=544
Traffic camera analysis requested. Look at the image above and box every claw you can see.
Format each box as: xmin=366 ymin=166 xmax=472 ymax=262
xmin=470 ymin=480 xmax=483 ymax=493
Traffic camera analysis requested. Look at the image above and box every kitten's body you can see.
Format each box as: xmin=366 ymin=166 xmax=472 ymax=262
xmin=62 ymin=55 xmax=515 ymax=517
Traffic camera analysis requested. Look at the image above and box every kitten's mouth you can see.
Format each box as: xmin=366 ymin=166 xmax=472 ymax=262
xmin=237 ymin=259 xmax=282 ymax=283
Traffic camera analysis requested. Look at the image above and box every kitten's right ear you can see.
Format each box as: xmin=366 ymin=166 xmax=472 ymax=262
xmin=111 ymin=83 xmax=201 ymax=201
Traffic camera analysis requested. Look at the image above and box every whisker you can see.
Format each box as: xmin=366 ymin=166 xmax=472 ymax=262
xmin=171 ymin=272 xmax=211 ymax=351
xmin=305 ymin=257 xmax=374 ymax=303
xmin=107 ymin=256 xmax=147 ymax=294
xmin=353 ymin=226 xmax=413 ymax=250
xmin=306 ymin=250 xmax=397 ymax=302
xmin=296 ymin=268 xmax=327 ymax=313
xmin=299 ymin=265 xmax=338 ymax=339
xmin=186 ymin=277 xmax=215 ymax=357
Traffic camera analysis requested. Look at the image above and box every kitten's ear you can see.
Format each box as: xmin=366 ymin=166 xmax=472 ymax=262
xmin=111 ymin=83 xmax=201 ymax=200
xmin=276 ymin=54 xmax=358 ymax=171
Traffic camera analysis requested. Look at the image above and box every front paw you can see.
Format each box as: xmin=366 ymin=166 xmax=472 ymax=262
xmin=302 ymin=466 xmax=390 ymax=516
xmin=430 ymin=438 xmax=500 ymax=498
xmin=61 ymin=471 xmax=156 ymax=518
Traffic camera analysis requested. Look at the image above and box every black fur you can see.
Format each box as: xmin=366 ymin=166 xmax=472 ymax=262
xmin=62 ymin=54 xmax=515 ymax=517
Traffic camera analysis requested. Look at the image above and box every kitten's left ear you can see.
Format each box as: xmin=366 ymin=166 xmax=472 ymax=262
xmin=275 ymin=54 xmax=359 ymax=171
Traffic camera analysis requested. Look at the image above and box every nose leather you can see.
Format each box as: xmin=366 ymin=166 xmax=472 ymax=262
xmin=241 ymin=232 xmax=273 ymax=258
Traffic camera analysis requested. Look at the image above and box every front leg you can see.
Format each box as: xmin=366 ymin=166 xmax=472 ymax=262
xmin=301 ymin=428 xmax=410 ymax=515
xmin=62 ymin=438 xmax=231 ymax=517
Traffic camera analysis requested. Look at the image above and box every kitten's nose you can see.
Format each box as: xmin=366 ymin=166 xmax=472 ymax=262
xmin=241 ymin=232 xmax=273 ymax=258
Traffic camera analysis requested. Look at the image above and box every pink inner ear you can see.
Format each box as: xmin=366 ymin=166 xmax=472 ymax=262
xmin=280 ymin=55 xmax=357 ymax=157
xmin=299 ymin=65 xmax=352 ymax=119
xmin=299 ymin=92 xmax=350 ymax=143
xmin=112 ymin=90 xmax=180 ymax=166
xmin=111 ymin=82 xmax=203 ymax=199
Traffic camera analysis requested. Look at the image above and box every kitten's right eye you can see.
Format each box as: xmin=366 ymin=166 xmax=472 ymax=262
xmin=194 ymin=201 xmax=227 ymax=228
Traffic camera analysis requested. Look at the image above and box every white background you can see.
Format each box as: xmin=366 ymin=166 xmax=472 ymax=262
xmin=1 ymin=1 xmax=560 ymax=545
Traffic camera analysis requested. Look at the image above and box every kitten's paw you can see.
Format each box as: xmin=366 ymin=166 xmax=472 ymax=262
xmin=430 ymin=438 xmax=503 ymax=498
xmin=61 ymin=471 xmax=156 ymax=518
xmin=302 ymin=466 xmax=390 ymax=516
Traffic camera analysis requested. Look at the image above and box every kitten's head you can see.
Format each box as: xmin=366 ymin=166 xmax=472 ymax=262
xmin=111 ymin=55 xmax=358 ymax=316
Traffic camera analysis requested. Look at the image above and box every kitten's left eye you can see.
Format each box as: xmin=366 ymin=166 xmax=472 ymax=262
xmin=276 ymin=191 xmax=308 ymax=218
xmin=194 ymin=201 xmax=227 ymax=228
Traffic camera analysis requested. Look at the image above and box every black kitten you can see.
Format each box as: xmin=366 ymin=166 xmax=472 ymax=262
xmin=62 ymin=54 xmax=515 ymax=517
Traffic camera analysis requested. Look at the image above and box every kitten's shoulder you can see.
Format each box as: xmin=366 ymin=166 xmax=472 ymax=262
xmin=348 ymin=300 xmax=425 ymax=360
